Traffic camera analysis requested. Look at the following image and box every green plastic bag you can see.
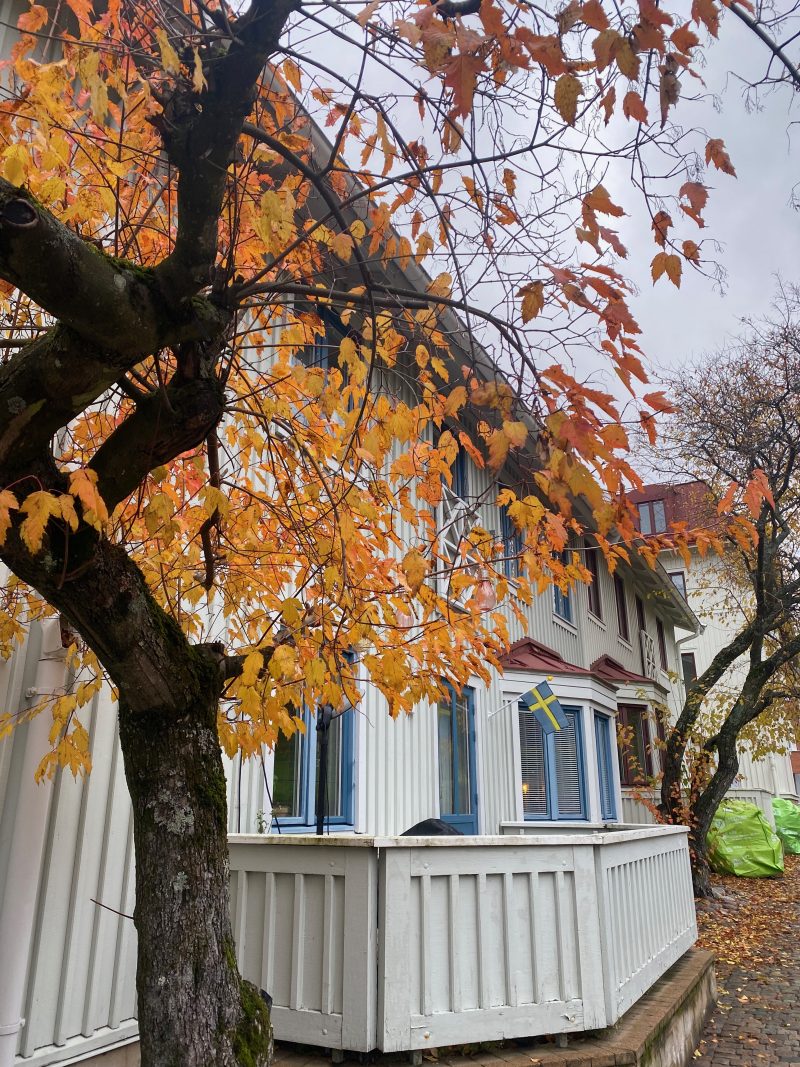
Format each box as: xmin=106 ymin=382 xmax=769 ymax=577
xmin=707 ymin=799 xmax=784 ymax=877
xmin=773 ymin=797 xmax=800 ymax=855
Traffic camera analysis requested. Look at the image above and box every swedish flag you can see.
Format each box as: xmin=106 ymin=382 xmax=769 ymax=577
xmin=520 ymin=680 xmax=568 ymax=734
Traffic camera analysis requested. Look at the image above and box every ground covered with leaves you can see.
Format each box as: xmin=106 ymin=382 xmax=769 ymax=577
xmin=694 ymin=855 xmax=800 ymax=1064
xmin=696 ymin=854 xmax=800 ymax=973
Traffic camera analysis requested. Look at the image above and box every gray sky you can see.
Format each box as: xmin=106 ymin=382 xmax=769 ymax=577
xmin=618 ymin=10 xmax=799 ymax=379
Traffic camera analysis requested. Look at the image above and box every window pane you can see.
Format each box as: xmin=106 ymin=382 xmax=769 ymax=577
xmin=681 ymin=652 xmax=697 ymax=688
xmin=438 ymin=699 xmax=455 ymax=815
xmin=586 ymin=540 xmax=602 ymax=617
xmin=554 ymin=713 xmax=583 ymax=817
xmin=453 ymin=693 xmax=473 ymax=815
xmin=273 ymin=729 xmax=303 ymax=818
xmin=638 ymin=503 xmax=652 ymax=535
xmin=669 ymin=572 xmax=687 ymax=598
xmin=519 ymin=711 xmax=548 ymax=816
xmin=316 ymin=715 xmax=343 ymax=819
xmin=614 ymin=575 xmax=629 ymax=641
xmin=656 ymin=618 xmax=668 ymax=670
xmin=652 ymin=499 xmax=666 ymax=533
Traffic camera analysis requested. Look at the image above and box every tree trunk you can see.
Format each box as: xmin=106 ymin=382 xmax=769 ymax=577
xmin=688 ymin=735 xmax=741 ymax=899
xmin=119 ymin=686 xmax=272 ymax=1067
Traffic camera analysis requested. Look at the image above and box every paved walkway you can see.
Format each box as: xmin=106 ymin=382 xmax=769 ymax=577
xmin=694 ymin=856 xmax=800 ymax=1065
xmin=694 ymin=958 xmax=800 ymax=1066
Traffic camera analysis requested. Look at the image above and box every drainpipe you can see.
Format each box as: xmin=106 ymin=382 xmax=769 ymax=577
xmin=0 ymin=620 xmax=67 ymax=1067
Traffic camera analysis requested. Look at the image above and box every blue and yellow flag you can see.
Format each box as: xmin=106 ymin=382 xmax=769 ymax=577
xmin=520 ymin=680 xmax=568 ymax=734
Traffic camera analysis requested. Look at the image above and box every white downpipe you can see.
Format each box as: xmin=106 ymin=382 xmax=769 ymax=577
xmin=0 ymin=620 xmax=67 ymax=1067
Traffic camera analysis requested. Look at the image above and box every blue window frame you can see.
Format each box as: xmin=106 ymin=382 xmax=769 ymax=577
xmin=594 ymin=713 xmax=617 ymax=821
xmin=553 ymin=551 xmax=573 ymax=622
xmin=518 ymin=704 xmax=586 ymax=820
xmin=500 ymin=504 xmax=523 ymax=579
xmin=271 ymin=656 xmax=356 ymax=831
xmin=438 ymin=683 xmax=478 ymax=834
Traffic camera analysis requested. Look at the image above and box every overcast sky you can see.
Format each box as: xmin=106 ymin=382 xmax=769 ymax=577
xmin=614 ymin=10 xmax=799 ymax=381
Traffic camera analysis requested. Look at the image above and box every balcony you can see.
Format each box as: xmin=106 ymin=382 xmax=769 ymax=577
xmin=228 ymin=825 xmax=697 ymax=1054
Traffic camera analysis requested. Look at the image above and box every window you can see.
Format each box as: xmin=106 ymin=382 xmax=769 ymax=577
xmin=554 ymin=550 xmax=573 ymax=623
xmin=500 ymin=504 xmax=523 ymax=579
xmin=637 ymin=499 xmax=667 ymax=535
xmin=452 ymin=445 xmax=469 ymax=501
xmin=585 ymin=539 xmax=602 ymax=618
xmin=271 ymin=658 xmax=357 ymax=829
xmin=668 ymin=571 xmax=687 ymax=598
xmin=681 ymin=651 xmax=697 ymax=689
xmin=614 ymin=574 xmax=630 ymax=642
xmin=438 ymin=684 xmax=478 ymax=833
xmin=635 ymin=594 xmax=646 ymax=635
xmin=519 ymin=705 xmax=586 ymax=820
xmin=656 ymin=618 xmax=668 ymax=671
xmin=298 ymin=307 xmax=345 ymax=372
xmin=617 ymin=704 xmax=653 ymax=787
xmin=594 ymin=713 xmax=617 ymax=821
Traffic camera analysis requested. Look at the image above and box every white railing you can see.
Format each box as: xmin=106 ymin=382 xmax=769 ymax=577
xmin=228 ymin=827 xmax=696 ymax=1053
xmin=639 ymin=630 xmax=659 ymax=682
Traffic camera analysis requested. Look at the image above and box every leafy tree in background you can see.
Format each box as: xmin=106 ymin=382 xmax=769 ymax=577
xmin=0 ymin=0 xmax=792 ymax=1061
xmin=655 ymin=286 xmax=800 ymax=896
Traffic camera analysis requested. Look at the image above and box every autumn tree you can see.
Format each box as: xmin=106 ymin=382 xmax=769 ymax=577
xmin=0 ymin=0 xmax=786 ymax=1061
xmin=655 ymin=287 xmax=800 ymax=896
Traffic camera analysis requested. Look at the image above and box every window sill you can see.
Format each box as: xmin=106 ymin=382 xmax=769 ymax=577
xmin=553 ymin=613 xmax=578 ymax=635
xmin=587 ymin=611 xmax=605 ymax=629
xmin=617 ymin=636 xmax=633 ymax=650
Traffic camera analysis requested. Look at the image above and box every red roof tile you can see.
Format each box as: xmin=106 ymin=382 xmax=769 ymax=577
xmin=591 ymin=654 xmax=654 ymax=688
xmin=499 ymin=638 xmax=591 ymax=676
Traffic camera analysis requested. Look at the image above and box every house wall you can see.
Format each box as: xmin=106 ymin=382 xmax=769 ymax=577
xmin=662 ymin=547 xmax=798 ymax=801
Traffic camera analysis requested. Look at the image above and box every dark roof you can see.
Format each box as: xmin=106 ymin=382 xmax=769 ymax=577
xmin=590 ymin=654 xmax=659 ymax=689
xmin=499 ymin=638 xmax=591 ymax=676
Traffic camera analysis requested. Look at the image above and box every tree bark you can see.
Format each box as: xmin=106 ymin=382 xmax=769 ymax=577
xmin=119 ymin=686 xmax=271 ymax=1067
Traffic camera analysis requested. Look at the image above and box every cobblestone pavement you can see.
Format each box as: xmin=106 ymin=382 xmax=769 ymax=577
xmin=694 ymin=873 xmax=800 ymax=1067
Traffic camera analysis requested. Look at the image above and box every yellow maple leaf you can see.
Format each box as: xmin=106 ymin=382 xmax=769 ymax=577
xmin=402 ymin=548 xmax=429 ymax=594
xmin=0 ymin=489 xmax=18 ymax=545
xmin=155 ymin=29 xmax=181 ymax=75
xmin=20 ymin=491 xmax=63 ymax=554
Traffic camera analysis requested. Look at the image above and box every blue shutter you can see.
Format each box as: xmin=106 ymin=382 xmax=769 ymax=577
xmin=594 ymin=713 xmax=617 ymax=821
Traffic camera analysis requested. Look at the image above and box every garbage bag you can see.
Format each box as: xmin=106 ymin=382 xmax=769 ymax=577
xmin=707 ymin=799 xmax=784 ymax=877
xmin=772 ymin=797 xmax=800 ymax=855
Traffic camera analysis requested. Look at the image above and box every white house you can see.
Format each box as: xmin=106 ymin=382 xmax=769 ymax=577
xmin=0 ymin=9 xmax=702 ymax=1064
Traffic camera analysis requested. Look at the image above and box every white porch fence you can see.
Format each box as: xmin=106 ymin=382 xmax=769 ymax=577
xmin=228 ymin=827 xmax=696 ymax=1053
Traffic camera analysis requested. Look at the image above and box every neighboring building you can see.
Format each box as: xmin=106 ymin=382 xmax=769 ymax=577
xmin=630 ymin=481 xmax=800 ymax=823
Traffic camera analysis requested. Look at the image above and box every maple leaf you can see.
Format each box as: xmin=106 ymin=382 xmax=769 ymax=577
xmin=615 ymin=38 xmax=641 ymax=80
xmin=623 ymin=90 xmax=649 ymax=124
xmin=518 ymin=280 xmax=545 ymax=322
xmin=705 ymin=137 xmax=736 ymax=176
xmin=692 ymin=0 xmax=720 ymax=37
xmin=0 ymin=488 xmax=18 ymax=544
xmin=650 ymin=251 xmax=682 ymax=288
xmin=592 ymin=29 xmax=620 ymax=71
xmin=154 ymin=28 xmax=181 ymax=75
xmin=502 ymin=421 xmax=528 ymax=448
xmin=642 ymin=390 xmax=675 ymax=413
xmin=554 ymin=73 xmax=582 ymax=125
xmin=584 ymin=184 xmax=624 ymax=217
xmin=651 ymin=210 xmax=671 ymax=246
xmin=679 ymin=181 xmax=708 ymax=226
xmin=20 ymin=491 xmax=63 ymax=554
xmin=580 ymin=0 xmax=608 ymax=30
xmin=401 ymin=548 xmax=429 ymax=593
xmin=682 ymin=239 xmax=701 ymax=264
xmin=443 ymin=52 xmax=484 ymax=119
xmin=671 ymin=23 xmax=700 ymax=53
